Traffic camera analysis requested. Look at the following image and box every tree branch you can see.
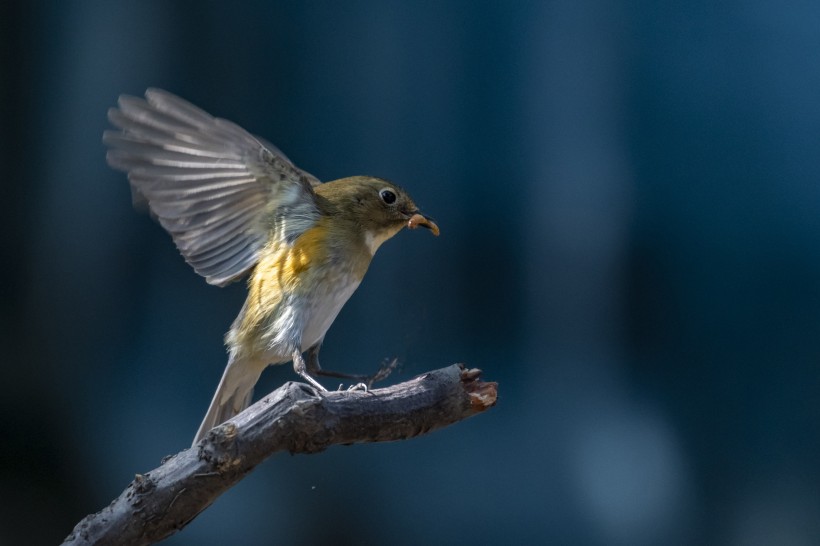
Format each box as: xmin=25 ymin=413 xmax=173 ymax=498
xmin=62 ymin=364 xmax=497 ymax=546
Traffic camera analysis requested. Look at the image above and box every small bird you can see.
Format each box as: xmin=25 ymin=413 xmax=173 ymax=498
xmin=104 ymin=89 xmax=439 ymax=446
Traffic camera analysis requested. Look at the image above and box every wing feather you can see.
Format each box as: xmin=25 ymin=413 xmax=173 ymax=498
xmin=104 ymin=88 xmax=322 ymax=286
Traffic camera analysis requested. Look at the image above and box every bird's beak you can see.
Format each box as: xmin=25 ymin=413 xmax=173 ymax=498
xmin=407 ymin=212 xmax=440 ymax=236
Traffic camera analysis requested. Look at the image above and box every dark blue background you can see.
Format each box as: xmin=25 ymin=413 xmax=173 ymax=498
xmin=2 ymin=1 xmax=820 ymax=544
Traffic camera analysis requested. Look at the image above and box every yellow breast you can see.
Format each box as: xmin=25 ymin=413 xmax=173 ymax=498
xmin=247 ymin=222 xmax=330 ymax=314
xmin=230 ymin=217 xmax=372 ymax=356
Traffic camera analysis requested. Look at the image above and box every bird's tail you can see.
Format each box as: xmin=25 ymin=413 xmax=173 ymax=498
xmin=192 ymin=356 xmax=263 ymax=446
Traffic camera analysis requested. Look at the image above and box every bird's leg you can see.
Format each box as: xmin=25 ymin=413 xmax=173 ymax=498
xmin=367 ymin=357 xmax=400 ymax=386
xmin=292 ymin=349 xmax=327 ymax=392
xmin=305 ymin=341 xmax=367 ymax=381
xmin=305 ymin=342 xmax=397 ymax=388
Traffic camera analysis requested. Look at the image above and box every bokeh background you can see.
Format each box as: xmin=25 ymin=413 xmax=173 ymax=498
xmin=2 ymin=1 xmax=820 ymax=544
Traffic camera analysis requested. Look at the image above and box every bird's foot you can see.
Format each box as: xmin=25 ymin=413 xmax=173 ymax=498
xmin=364 ymin=357 xmax=399 ymax=388
xmin=339 ymin=382 xmax=370 ymax=393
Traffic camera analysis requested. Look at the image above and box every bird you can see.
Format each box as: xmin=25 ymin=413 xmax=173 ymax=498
xmin=103 ymin=88 xmax=439 ymax=446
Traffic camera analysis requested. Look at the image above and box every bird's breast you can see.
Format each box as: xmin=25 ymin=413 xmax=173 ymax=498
xmin=233 ymin=219 xmax=372 ymax=359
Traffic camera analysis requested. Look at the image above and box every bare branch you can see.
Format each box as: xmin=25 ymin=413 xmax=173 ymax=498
xmin=62 ymin=365 xmax=497 ymax=546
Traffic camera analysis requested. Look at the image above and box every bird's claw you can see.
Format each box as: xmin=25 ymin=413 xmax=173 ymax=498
xmin=364 ymin=358 xmax=399 ymax=388
xmin=328 ymin=358 xmax=400 ymax=391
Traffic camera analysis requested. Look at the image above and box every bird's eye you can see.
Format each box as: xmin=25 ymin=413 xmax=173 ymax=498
xmin=379 ymin=189 xmax=397 ymax=205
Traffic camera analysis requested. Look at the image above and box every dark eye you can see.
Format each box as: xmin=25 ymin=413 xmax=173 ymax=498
xmin=379 ymin=189 xmax=397 ymax=204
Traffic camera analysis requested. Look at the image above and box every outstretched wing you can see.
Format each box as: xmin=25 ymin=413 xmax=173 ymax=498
xmin=104 ymin=88 xmax=321 ymax=286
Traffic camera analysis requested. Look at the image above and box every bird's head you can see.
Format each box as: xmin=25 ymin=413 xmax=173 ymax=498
xmin=316 ymin=176 xmax=439 ymax=254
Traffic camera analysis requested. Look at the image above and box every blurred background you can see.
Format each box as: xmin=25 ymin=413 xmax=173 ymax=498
xmin=2 ymin=1 xmax=820 ymax=544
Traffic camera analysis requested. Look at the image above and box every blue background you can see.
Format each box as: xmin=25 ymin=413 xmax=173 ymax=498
xmin=2 ymin=1 xmax=820 ymax=544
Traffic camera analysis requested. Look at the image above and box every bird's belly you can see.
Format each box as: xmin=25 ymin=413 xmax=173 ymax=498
xmin=299 ymin=277 xmax=360 ymax=350
xmin=253 ymin=274 xmax=361 ymax=363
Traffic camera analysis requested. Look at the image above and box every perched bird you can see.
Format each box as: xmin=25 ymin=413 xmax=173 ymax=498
xmin=104 ymin=89 xmax=439 ymax=446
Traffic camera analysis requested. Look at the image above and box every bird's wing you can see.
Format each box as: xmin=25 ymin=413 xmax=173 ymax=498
xmin=104 ymin=88 xmax=321 ymax=286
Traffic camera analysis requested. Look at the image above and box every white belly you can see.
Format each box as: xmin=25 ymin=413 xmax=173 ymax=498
xmin=258 ymin=275 xmax=361 ymax=362
xmin=300 ymin=278 xmax=360 ymax=350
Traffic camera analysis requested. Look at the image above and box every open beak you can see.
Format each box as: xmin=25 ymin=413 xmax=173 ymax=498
xmin=407 ymin=212 xmax=440 ymax=236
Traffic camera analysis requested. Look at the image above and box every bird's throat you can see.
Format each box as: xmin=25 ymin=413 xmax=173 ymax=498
xmin=363 ymin=226 xmax=402 ymax=256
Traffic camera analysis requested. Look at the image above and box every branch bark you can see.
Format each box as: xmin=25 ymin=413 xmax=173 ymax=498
xmin=62 ymin=364 xmax=497 ymax=546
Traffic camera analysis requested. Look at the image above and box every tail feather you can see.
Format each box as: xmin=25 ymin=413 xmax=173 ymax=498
xmin=192 ymin=356 xmax=262 ymax=446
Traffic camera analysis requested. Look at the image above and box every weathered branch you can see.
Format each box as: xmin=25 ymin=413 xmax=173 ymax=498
xmin=63 ymin=364 xmax=497 ymax=546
